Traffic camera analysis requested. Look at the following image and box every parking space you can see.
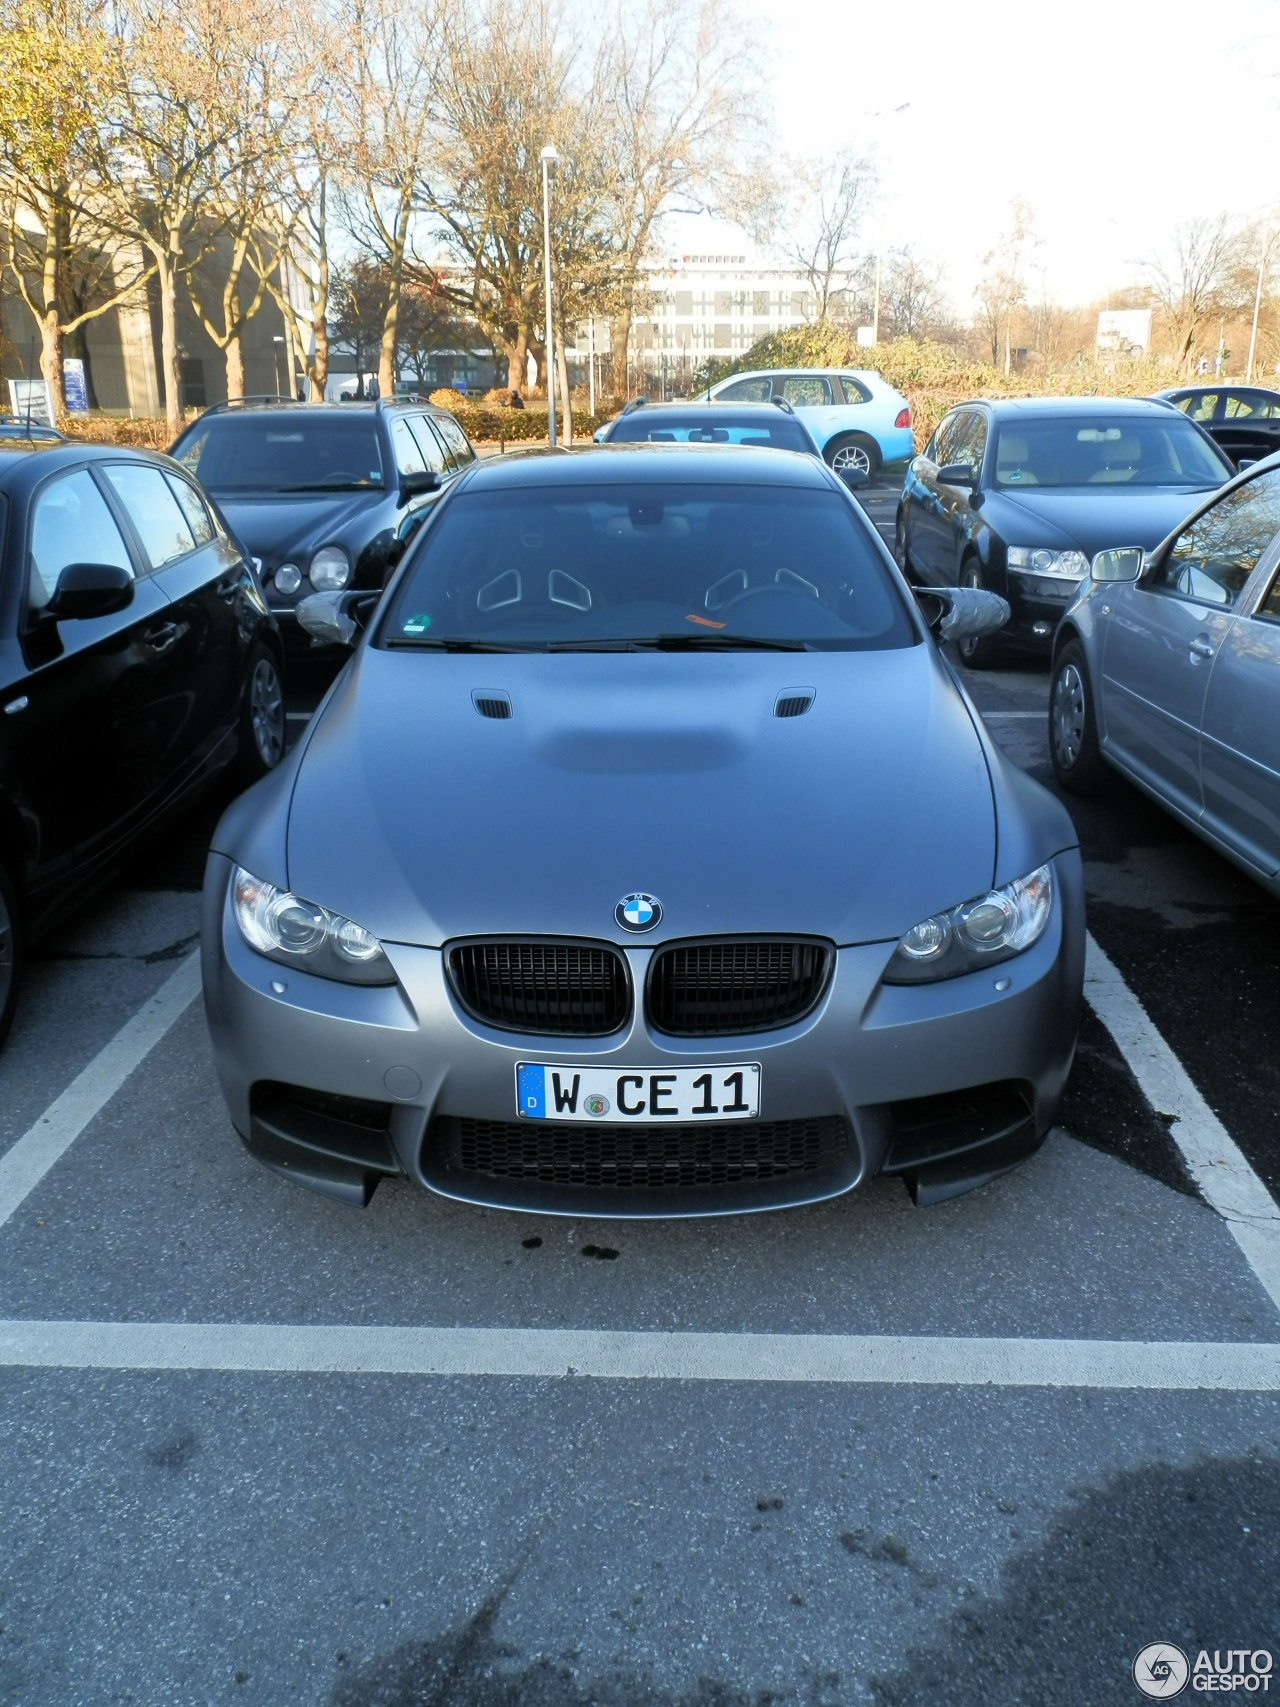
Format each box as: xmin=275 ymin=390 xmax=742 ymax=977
xmin=1 ymin=514 xmax=1279 ymax=1702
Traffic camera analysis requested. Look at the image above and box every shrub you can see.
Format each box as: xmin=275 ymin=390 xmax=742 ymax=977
xmin=428 ymin=387 xmax=470 ymax=411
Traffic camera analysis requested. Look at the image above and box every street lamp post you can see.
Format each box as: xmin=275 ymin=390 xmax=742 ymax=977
xmin=540 ymin=145 xmax=560 ymax=448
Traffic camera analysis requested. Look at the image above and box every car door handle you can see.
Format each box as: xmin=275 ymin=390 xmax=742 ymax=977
xmin=1189 ymin=636 xmax=1216 ymax=661
xmin=216 ymin=573 xmax=241 ymax=603
xmin=143 ymin=621 xmax=180 ymax=653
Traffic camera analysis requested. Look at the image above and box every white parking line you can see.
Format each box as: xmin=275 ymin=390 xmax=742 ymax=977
xmin=1086 ymin=933 xmax=1280 ymax=1314
xmin=0 ymin=952 xmax=201 ymax=1231
xmin=979 ymin=710 xmax=1043 ymax=719
xmin=285 ymin=712 xmax=312 ymax=722
xmin=0 ymin=1320 xmax=1277 ymax=1387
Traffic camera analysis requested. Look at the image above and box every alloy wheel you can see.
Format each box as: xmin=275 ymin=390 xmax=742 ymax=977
xmin=250 ymin=656 xmax=286 ymax=769
xmin=1052 ymin=662 xmax=1087 ymax=771
xmin=830 ymin=442 xmax=872 ymax=477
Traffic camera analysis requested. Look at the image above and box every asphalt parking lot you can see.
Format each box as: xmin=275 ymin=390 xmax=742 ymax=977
xmin=1 ymin=473 xmax=1277 ymax=1706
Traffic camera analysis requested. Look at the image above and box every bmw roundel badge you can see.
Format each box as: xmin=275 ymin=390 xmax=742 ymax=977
xmin=615 ymin=892 xmax=662 ymax=933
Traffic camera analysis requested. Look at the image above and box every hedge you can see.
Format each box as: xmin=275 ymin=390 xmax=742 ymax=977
xmin=62 ymin=403 xmax=612 ymax=451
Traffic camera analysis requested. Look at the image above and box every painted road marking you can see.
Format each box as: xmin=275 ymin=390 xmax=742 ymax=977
xmin=0 ymin=1321 xmax=1276 ymax=1387
xmin=1085 ymin=934 xmax=1280 ymax=1314
xmin=0 ymin=952 xmax=201 ymax=1232
xmin=979 ymin=709 xmax=1043 ymax=718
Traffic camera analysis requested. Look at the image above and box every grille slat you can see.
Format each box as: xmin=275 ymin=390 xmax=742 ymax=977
xmin=441 ymin=1115 xmax=848 ymax=1191
xmin=447 ymin=939 xmax=629 ymax=1035
xmin=648 ymin=939 xmax=832 ymax=1035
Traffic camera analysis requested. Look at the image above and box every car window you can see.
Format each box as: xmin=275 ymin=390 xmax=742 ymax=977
xmin=604 ymin=413 xmax=812 ymax=452
xmin=383 ymin=482 xmax=915 ymax=652
xmin=1153 ymin=466 xmax=1280 ymax=608
xmin=950 ymin=411 xmax=987 ymax=473
xmin=432 ymin=416 xmax=476 ymax=468
xmin=29 ymin=467 xmax=134 ymax=605
xmin=1259 ymin=567 xmax=1280 ymax=621
xmin=406 ymin=416 xmax=449 ymax=475
xmin=1224 ymin=391 xmax=1280 ymax=419
xmin=390 ymin=416 xmax=428 ymax=476
xmin=833 ymin=377 xmax=870 ymax=404
xmin=172 ymin=415 xmax=385 ymax=491
xmin=163 ymin=473 xmax=216 ymax=545
xmin=1182 ymin=392 xmax=1219 ymax=421
xmin=101 ymin=464 xmax=196 ymax=568
xmin=929 ymin=414 xmax=962 ymax=466
xmin=717 ymin=377 xmax=773 ymax=402
xmin=778 ymin=376 xmax=833 ymax=407
xmin=417 ymin=416 xmax=459 ymax=473
xmin=990 ymin=417 xmax=1230 ymax=489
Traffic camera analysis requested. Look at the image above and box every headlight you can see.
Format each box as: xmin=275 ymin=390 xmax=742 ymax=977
xmin=232 ymin=867 xmax=394 ymax=985
xmin=273 ymin=562 xmax=302 ymax=595
xmin=1007 ymin=547 xmax=1089 ymax=579
xmin=309 ymin=545 xmax=351 ymax=590
xmin=883 ymin=864 xmax=1054 ymax=985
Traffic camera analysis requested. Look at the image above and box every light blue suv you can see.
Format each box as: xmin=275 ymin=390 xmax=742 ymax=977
xmin=699 ymin=368 xmax=915 ymax=479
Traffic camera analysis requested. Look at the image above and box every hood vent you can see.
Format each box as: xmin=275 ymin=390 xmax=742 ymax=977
xmin=774 ymin=689 xmax=815 ymax=719
xmin=472 ymin=691 xmax=512 ymax=720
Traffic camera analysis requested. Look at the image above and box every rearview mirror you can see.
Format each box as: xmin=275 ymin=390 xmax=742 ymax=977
xmin=913 ymin=585 xmax=1010 ymax=644
xmin=1091 ymin=547 xmax=1143 ymax=583
xmin=296 ymin=589 xmax=379 ymax=647
xmin=837 ymin=466 xmax=869 ymax=490
xmin=47 ymin=562 xmax=134 ymax=620
xmin=936 ymin=462 xmax=977 ymax=489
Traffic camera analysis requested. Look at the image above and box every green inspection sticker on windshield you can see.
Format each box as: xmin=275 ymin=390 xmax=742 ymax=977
xmin=402 ymin=614 xmax=432 ymax=634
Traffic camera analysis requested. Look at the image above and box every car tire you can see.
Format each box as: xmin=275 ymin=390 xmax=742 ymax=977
xmin=825 ymin=434 xmax=881 ymax=481
xmin=893 ymin=510 xmax=917 ymax=581
xmin=1049 ymin=640 xmax=1107 ymax=795
xmin=237 ymin=643 xmax=286 ymax=782
xmin=955 ymin=560 xmax=1003 ymax=670
xmin=0 ymin=856 xmax=23 ymax=1050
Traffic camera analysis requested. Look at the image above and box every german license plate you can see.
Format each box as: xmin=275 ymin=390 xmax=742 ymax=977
xmin=516 ymin=1063 xmax=760 ymax=1122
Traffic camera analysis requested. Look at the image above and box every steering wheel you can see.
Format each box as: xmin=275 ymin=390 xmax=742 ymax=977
xmin=718 ymin=582 xmax=824 ymax=613
xmin=314 ymin=470 xmax=363 ymax=484
xmin=1131 ymin=466 xmax=1182 ymax=483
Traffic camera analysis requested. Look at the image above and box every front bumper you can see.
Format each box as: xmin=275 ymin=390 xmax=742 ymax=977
xmin=200 ymin=850 xmax=1085 ymax=1216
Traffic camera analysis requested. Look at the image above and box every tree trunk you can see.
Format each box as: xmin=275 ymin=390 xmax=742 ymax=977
xmin=611 ymin=303 xmax=632 ymax=401
xmin=37 ymin=310 xmax=64 ymax=431
xmin=156 ymin=243 xmax=183 ymax=433
xmin=556 ymin=341 xmax=572 ymax=444
xmin=225 ymin=334 xmax=245 ymax=403
xmin=311 ymin=312 xmax=329 ymax=400
xmin=378 ymin=191 xmax=412 ymax=401
xmin=505 ymin=324 xmax=529 ymax=393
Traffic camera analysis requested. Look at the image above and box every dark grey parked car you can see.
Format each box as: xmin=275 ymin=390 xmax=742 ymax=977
xmin=1050 ymin=454 xmax=1280 ymax=893
xmin=202 ymin=444 xmax=1084 ymax=1217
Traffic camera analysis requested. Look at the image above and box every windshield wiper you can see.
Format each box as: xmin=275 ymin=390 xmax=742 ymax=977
xmin=277 ymin=482 xmax=382 ymax=493
xmin=646 ymin=632 xmax=811 ymax=652
xmin=383 ymin=637 xmax=545 ymax=652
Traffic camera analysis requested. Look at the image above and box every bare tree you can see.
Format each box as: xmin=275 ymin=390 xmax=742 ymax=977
xmin=975 ymin=197 xmax=1038 ymax=373
xmin=1148 ymin=215 xmax=1246 ymax=371
xmin=879 ymin=246 xmax=948 ymax=341
xmin=338 ymin=0 xmax=446 ymax=399
xmin=781 ymin=148 xmax=875 ymax=323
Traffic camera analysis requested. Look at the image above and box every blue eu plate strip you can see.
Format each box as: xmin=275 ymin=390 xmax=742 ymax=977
xmin=517 ymin=1063 xmax=545 ymax=1119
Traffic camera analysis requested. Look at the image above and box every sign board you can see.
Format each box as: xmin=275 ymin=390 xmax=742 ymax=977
xmin=855 ymin=326 xmax=877 ymax=348
xmin=63 ymin=359 xmax=89 ymax=413
xmin=1096 ymin=310 xmax=1152 ymax=355
xmin=7 ymin=378 xmax=56 ymax=425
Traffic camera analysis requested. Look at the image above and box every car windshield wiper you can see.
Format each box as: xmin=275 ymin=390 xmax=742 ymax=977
xmin=382 ymin=637 xmax=546 ymax=652
xmin=646 ymin=632 xmax=812 ymax=652
xmin=277 ymin=482 xmax=383 ymax=493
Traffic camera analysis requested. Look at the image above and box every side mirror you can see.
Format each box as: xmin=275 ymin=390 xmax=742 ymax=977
xmin=936 ymin=462 xmax=977 ymax=489
xmin=914 ymin=585 xmax=1010 ymax=644
xmin=399 ymin=469 xmax=442 ymax=502
xmin=837 ymin=466 xmax=869 ymax=491
xmin=47 ymin=562 xmax=135 ymax=620
xmin=1091 ymin=547 xmax=1143 ymax=583
xmin=1236 ymin=458 xmax=1258 ymax=471
xmin=295 ymin=589 xmax=370 ymax=647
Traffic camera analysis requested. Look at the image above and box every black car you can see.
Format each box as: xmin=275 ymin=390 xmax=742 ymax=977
xmin=168 ymin=396 xmax=478 ymax=646
xmin=593 ymin=398 xmax=825 ymax=456
xmin=0 ymin=415 xmax=67 ymax=445
xmin=0 ymin=440 xmax=284 ymax=1044
xmin=1153 ymin=385 xmax=1280 ymax=467
xmin=895 ymin=396 xmax=1234 ymax=666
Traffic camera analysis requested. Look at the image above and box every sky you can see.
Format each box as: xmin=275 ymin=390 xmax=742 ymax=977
xmin=665 ymin=0 xmax=1280 ymax=312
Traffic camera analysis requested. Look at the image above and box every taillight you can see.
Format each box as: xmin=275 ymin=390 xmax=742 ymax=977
xmin=895 ymin=407 xmax=911 ymax=429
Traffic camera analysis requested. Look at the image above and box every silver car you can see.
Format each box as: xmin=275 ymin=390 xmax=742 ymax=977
xmin=202 ymin=445 xmax=1084 ymax=1217
xmin=1050 ymin=454 xmax=1280 ymax=893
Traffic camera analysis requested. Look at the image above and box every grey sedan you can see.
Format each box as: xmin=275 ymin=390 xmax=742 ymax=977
xmin=201 ymin=444 xmax=1084 ymax=1217
xmin=1050 ymin=454 xmax=1280 ymax=893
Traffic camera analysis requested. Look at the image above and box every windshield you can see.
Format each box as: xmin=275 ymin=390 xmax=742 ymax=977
xmin=606 ymin=413 xmax=813 ymax=453
xmin=381 ymin=482 xmax=915 ymax=651
xmin=992 ymin=417 xmax=1230 ymax=489
xmin=173 ymin=416 xmax=385 ymax=492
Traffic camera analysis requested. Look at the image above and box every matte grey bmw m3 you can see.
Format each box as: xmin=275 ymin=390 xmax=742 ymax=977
xmin=201 ymin=444 xmax=1085 ymax=1215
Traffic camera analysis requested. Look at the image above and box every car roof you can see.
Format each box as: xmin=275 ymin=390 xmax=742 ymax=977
xmin=972 ymin=396 xmax=1203 ymax=420
xmin=461 ymin=442 xmax=836 ymax=490
xmin=617 ymin=402 xmax=795 ymax=417
xmin=718 ymin=367 xmax=880 ymax=382
xmin=174 ymin=398 xmax=458 ymax=437
xmin=0 ymin=439 xmax=175 ymax=493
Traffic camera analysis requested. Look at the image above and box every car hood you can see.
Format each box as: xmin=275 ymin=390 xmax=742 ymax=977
xmin=284 ymin=646 xmax=998 ymax=947
xmin=983 ymin=485 xmax=1214 ymax=556
xmin=213 ymin=490 xmax=386 ymax=559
